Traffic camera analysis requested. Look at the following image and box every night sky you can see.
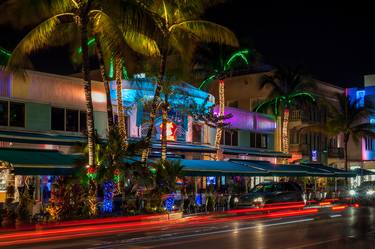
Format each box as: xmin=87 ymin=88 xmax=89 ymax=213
xmin=1 ymin=0 xmax=375 ymax=88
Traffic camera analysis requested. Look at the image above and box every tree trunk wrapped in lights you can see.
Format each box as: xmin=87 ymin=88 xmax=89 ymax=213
xmin=161 ymin=97 xmax=169 ymax=161
xmin=115 ymin=57 xmax=128 ymax=150
xmin=81 ymin=11 xmax=97 ymax=216
xmin=214 ymin=79 xmax=225 ymax=160
xmin=141 ymin=52 xmax=167 ymax=163
xmin=282 ymin=109 xmax=289 ymax=154
xmin=96 ymin=39 xmax=114 ymax=131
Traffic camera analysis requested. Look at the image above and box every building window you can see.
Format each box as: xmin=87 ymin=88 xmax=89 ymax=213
xmin=0 ymin=100 xmax=8 ymax=126
xmin=365 ymin=137 xmax=373 ymax=151
xmin=221 ymin=130 xmax=238 ymax=146
xmin=66 ymin=109 xmax=79 ymax=132
xmin=192 ymin=123 xmax=202 ymax=143
xmin=250 ymin=132 xmax=268 ymax=149
xmin=9 ymin=102 xmax=25 ymax=127
xmin=228 ymin=100 xmax=238 ymax=108
xmin=52 ymin=107 xmax=85 ymax=132
xmin=80 ymin=111 xmax=87 ymax=133
xmin=51 ymin=107 xmax=65 ymax=131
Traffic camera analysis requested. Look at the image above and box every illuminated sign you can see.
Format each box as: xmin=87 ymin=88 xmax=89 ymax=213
xmin=311 ymin=150 xmax=318 ymax=162
xmin=207 ymin=176 xmax=216 ymax=185
xmin=356 ymin=90 xmax=365 ymax=108
xmin=159 ymin=121 xmax=177 ymax=141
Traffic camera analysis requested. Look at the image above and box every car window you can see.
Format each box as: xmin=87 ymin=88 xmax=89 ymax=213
xmin=275 ymin=183 xmax=286 ymax=191
xmin=263 ymin=184 xmax=275 ymax=192
xmin=284 ymin=183 xmax=297 ymax=191
xmin=251 ymin=184 xmax=264 ymax=193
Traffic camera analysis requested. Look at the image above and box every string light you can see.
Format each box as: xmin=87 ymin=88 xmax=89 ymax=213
xmin=102 ymin=181 xmax=114 ymax=213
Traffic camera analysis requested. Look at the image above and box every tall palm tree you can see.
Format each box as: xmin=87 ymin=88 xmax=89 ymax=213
xmin=115 ymin=56 xmax=128 ymax=150
xmin=255 ymin=66 xmax=315 ymax=157
xmin=1 ymin=0 xmax=156 ymax=215
xmin=303 ymin=93 xmax=375 ymax=173
xmin=198 ymin=49 xmax=250 ymax=160
xmin=139 ymin=0 xmax=239 ymax=163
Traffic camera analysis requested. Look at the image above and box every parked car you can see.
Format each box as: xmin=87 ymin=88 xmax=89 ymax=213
xmin=237 ymin=182 xmax=305 ymax=208
xmin=349 ymin=181 xmax=375 ymax=202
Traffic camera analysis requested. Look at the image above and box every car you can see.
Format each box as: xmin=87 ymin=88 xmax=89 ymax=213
xmin=237 ymin=182 xmax=305 ymax=208
xmin=349 ymin=181 xmax=375 ymax=202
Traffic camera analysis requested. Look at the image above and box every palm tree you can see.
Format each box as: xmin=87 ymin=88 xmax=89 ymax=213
xmin=139 ymin=0 xmax=239 ymax=163
xmin=198 ymin=49 xmax=250 ymax=160
xmin=115 ymin=57 xmax=128 ymax=150
xmin=1 ymin=0 xmax=156 ymax=216
xmin=303 ymin=93 xmax=375 ymax=173
xmin=255 ymin=66 xmax=315 ymax=157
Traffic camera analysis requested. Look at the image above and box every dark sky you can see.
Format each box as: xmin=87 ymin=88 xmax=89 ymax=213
xmin=206 ymin=0 xmax=375 ymax=87
xmin=1 ymin=1 xmax=375 ymax=88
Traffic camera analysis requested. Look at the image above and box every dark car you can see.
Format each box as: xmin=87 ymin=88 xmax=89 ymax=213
xmin=350 ymin=181 xmax=375 ymax=202
xmin=237 ymin=182 xmax=305 ymax=208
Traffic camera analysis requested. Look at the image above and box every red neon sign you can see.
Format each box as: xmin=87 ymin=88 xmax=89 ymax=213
xmin=159 ymin=121 xmax=177 ymax=141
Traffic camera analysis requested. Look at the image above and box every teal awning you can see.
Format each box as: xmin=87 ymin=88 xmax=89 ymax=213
xmin=300 ymin=163 xmax=356 ymax=177
xmin=230 ymin=159 xmax=356 ymax=177
xmin=352 ymin=168 xmax=375 ymax=176
xmin=0 ymin=130 xmax=86 ymax=145
xmin=222 ymin=146 xmax=290 ymax=158
xmin=0 ymin=148 xmax=81 ymax=176
xmin=180 ymin=159 xmax=269 ymax=176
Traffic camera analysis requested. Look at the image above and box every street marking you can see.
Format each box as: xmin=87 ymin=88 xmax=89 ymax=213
xmin=88 ymin=218 xmax=314 ymax=249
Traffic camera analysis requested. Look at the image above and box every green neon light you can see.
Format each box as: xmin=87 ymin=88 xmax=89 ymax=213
xmin=77 ymin=37 xmax=96 ymax=53
xmin=198 ymin=74 xmax=216 ymax=89
xmin=109 ymin=57 xmax=114 ymax=79
xmin=224 ymin=49 xmax=250 ymax=71
xmin=122 ymin=66 xmax=129 ymax=80
xmin=0 ymin=47 xmax=11 ymax=57
xmin=290 ymin=92 xmax=316 ymax=102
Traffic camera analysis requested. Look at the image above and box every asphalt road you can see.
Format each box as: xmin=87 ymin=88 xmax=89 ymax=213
xmin=3 ymin=206 xmax=375 ymax=249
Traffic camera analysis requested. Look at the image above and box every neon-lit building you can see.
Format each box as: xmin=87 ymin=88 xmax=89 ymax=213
xmin=0 ymin=69 xmax=286 ymax=203
xmin=346 ymin=74 xmax=375 ymax=184
xmin=206 ymin=69 xmax=346 ymax=166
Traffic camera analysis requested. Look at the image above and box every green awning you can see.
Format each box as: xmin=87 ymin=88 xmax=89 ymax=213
xmin=180 ymin=159 xmax=269 ymax=176
xmin=0 ymin=148 xmax=81 ymax=176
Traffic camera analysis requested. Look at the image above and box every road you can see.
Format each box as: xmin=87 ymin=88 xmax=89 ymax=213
xmin=2 ymin=206 xmax=375 ymax=249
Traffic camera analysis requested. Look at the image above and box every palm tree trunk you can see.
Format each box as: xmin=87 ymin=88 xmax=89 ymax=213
xmin=115 ymin=57 xmax=128 ymax=150
xmin=282 ymin=108 xmax=290 ymax=163
xmin=141 ymin=52 xmax=167 ymax=163
xmin=161 ymin=96 xmax=169 ymax=161
xmin=214 ymin=79 xmax=225 ymax=160
xmin=344 ymin=134 xmax=350 ymax=188
xmin=96 ymin=39 xmax=114 ymax=131
xmin=80 ymin=6 xmax=97 ymax=216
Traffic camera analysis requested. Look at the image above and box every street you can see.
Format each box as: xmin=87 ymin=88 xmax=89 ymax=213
xmin=2 ymin=206 xmax=375 ymax=249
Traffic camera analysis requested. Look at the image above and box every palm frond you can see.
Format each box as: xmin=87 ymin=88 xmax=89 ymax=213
xmin=6 ymin=13 xmax=76 ymax=76
xmin=0 ymin=0 xmax=74 ymax=27
xmin=170 ymin=20 xmax=238 ymax=47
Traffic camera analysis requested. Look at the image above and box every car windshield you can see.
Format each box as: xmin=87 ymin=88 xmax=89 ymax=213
xmin=250 ymin=184 xmax=275 ymax=193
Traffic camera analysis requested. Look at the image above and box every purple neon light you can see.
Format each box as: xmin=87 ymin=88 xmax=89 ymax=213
xmin=213 ymin=106 xmax=276 ymax=132
xmin=0 ymin=70 xmax=11 ymax=97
